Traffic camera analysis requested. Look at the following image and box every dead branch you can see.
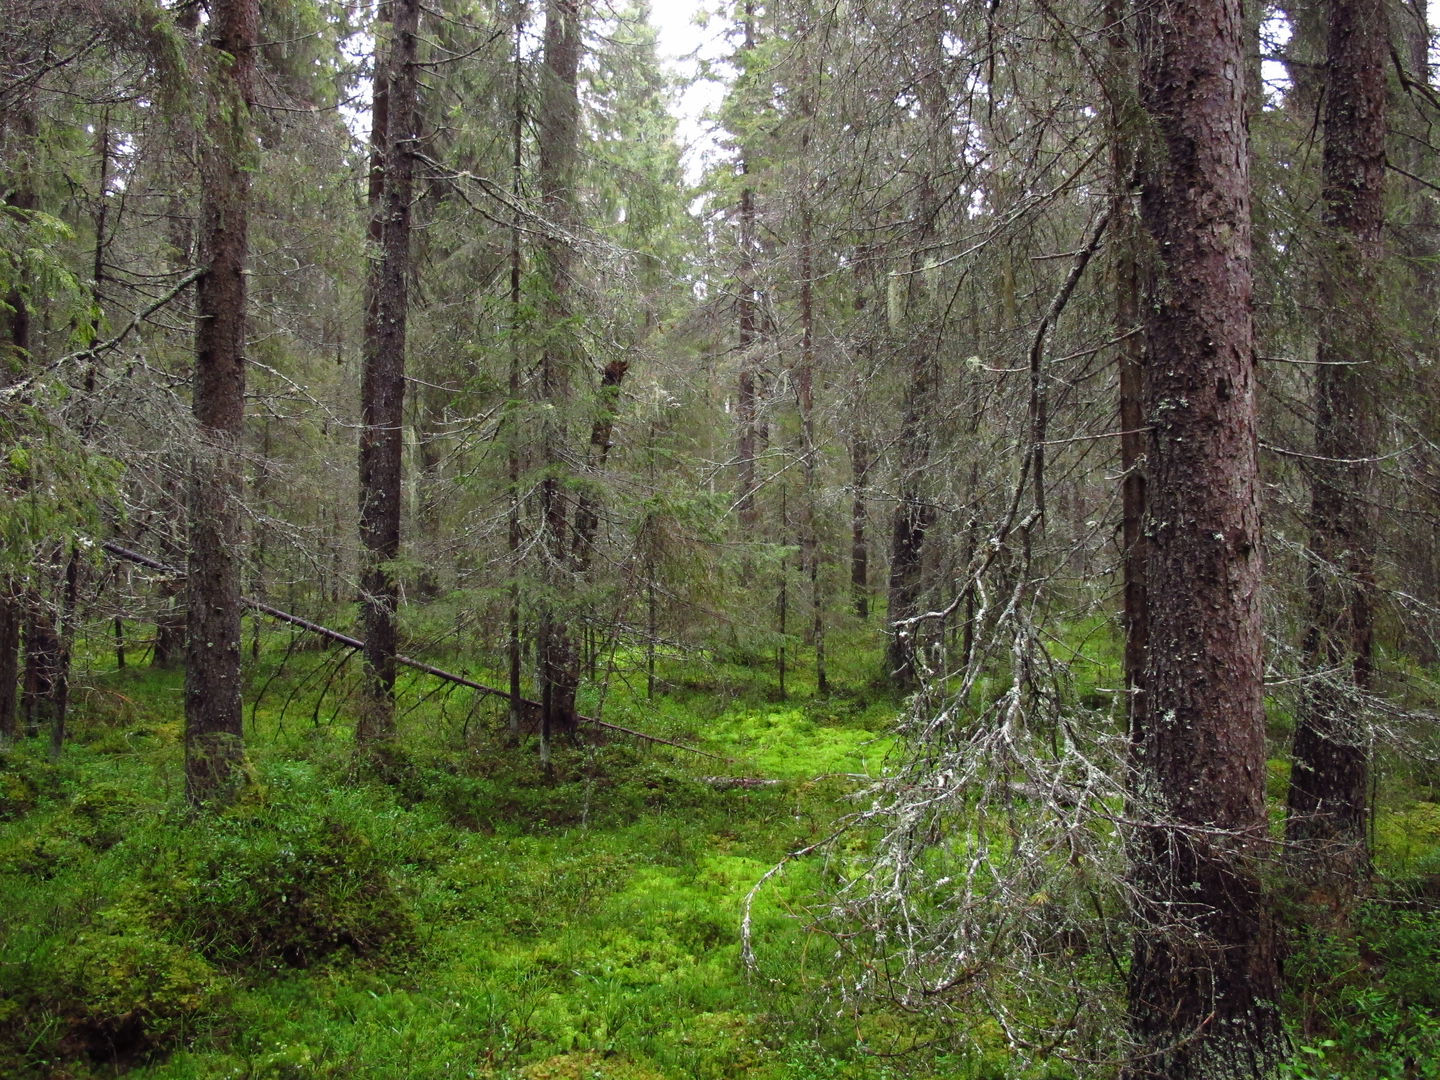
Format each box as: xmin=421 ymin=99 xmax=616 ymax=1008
xmin=99 ymin=540 xmax=726 ymax=761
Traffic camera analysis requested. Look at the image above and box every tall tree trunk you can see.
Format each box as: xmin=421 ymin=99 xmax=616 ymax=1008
xmin=186 ymin=0 xmax=258 ymax=806
xmin=1125 ymin=0 xmax=1284 ymax=1072
xmin=0 ymin=99 xmax=36 ymax=742
xmin=1284 ymin=0 xmax=1387 ymax=893
xmin=357 ymin=0 xmax=421 ymax=752
xmin=884 ymin=12 xmax=945 ymax=690
xmin=507 ymin=8 xmax=527 ymax=738
xmin=3 ymin=102 xmax=65 ymax=746
xmin=734 ymin=3 xmax=761 ymax=529
xmin=536 ymin=0 xmax=583 ymax=751
xmin=795 ymin=17 xmax=825 ymax=695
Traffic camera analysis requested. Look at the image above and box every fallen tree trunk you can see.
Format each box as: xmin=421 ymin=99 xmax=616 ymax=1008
xmin=100 ymin=540 xmax=724 ymax=761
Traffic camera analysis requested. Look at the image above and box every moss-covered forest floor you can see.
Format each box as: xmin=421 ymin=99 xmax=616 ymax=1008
xmin=2 ymin=629 xmax=1438 ymax=1079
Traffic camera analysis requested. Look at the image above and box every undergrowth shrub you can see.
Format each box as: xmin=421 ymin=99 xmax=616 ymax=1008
xmin=0 ymin=835 xmax=222 ymax=1077
xmin=0 ymin=744 xmax=63 ymax=821
xmin=1286 ymin=896 xmax=1440 ymax=1079
xmin=47 ymin=906 xmax=223 ymax=1070
xmin=162 ymin=807 xmax=415 ymax=972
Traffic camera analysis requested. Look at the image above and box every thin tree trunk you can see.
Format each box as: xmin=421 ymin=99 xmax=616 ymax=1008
xmin=850 ymin=424 xmax=870 ymax=621
xmin=1284 ymin=0 xmax=1387 ymax=893
xmin=735 ymin=3 xmax=761 ymax=528
xmin=1125 ymin=0 xmax=1283 ymax=1070
xmin=796 ymin=28 xmax=825 ymax=694
xmin=0 ymin=587 xmax=17 ymax=741
xmin=507 ymin=9 xmax=526 ymax=739
xmin=1106 ymin=0 xmax=1146 ymax=738
xmin=0 ymin=100 xmax=35 ymax=742
xmin=850 ymin=246 xmax=875 ymax=620
xmin=21 ymin=585 xmax=61 ymax=741
xmin=357 ymin=0 xmax=421 ymax=752
xmin=185 ymin=0 xmax=258 ymax=806
xmin=884 ymin=14 xmax=945 ymax=690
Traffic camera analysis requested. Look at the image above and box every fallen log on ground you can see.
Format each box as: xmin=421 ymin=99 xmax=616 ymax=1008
xmin=100 ymin=540 xmax=725 ymax=761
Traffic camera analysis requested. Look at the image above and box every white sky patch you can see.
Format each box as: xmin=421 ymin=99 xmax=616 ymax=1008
xmin=649 ymin=1 xmax=730 ymax=184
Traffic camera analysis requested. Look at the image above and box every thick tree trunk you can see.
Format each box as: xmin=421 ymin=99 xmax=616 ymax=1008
xmin=536 ymin=0 xmax=583 ymax=746
xmin=357 ymin=0 xmax=421 ymax=751
xmin=1125 ymin=0 xmax=1284 ymax=1073
xmin=1284 ymin=0 xmax=1387 ymax=892
xmin=185 ymin=0 xmax=258 ymax=806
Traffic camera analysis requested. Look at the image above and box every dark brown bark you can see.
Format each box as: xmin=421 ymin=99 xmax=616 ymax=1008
xmin=185 ymin=0 xmax=257 ymax=806
xmin=1125 ymin=0 xmax=1283 ymax=1073
xmin=1284 ymin=0 xmax=1387 ymax=890
xmin=21 ymin=587 xmax=60 ymax=741
xmin=571 ymin=359 xmax=630 ymax=573
xmin=357 ymin=0 xmax=421 ymax=750
xmin=536 ymin=0 xmax=583 ymax=745
xmin=0 ymin=589 xmax=17 ymax=740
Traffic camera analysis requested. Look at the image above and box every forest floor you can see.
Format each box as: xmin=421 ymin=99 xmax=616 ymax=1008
xmin=2 ymin=628 xmax=1438 ymax=1079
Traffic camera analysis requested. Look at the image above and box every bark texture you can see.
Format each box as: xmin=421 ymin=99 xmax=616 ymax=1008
xmin=357 ymin=0 xmax=421 ymax=750
xmin=536 ymin=0 xmax=583 ymax=743
xmin=186 ymin=0 xmax=257 ymax=805
xmin=1284 ymin=0 xmax=1387 ymax=889
xmin=1125 ymin=0 xmax=1283 ymax=1072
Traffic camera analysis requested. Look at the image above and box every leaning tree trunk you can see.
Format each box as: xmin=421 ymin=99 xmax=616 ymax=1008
xmin=357 ymin=0 xmax=421 ymax=752
xmin=186 ymin=0 xmax=258 ymax=806
xmin=1284 ymin=0 xmax=1387 ymax=895
xmin=1124 ymin=0 xmax=1284 ymax=1073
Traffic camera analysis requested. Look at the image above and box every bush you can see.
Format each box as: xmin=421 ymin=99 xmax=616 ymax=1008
xmin=163 ymin=808 xmax=415 ymax=972
xmin=50 ymin=914 xmax=222 ymax=1068
xmin=0 ymin=746 xmax=62 ymax=821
